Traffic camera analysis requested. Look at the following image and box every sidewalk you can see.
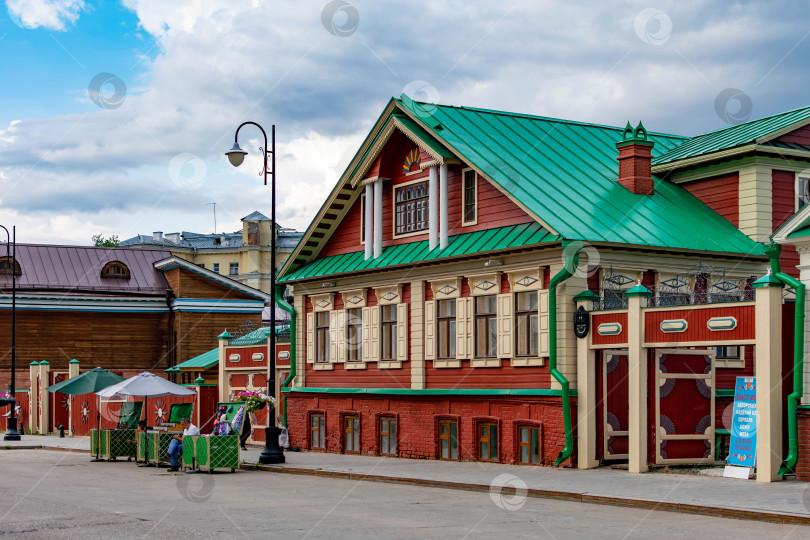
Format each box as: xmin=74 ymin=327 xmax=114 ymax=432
xmin=5 ymin=434 xmax=810 ymax=525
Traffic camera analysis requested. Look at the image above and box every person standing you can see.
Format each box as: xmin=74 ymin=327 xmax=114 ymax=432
xmin=167 ymin=417 xmax=199 ymax=472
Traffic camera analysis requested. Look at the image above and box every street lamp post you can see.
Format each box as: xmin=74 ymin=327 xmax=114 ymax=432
xmin=225 ymin=122 xmax=284 ymax=464
xmin=1 ymin=224 xmax=21 ymax=441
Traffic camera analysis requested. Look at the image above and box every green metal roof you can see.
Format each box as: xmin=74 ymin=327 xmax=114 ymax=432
xmin=229 ymin=325 xmax=289 ymax=346
xmin=165 ymin=347 xmax=219 ymax=373
xmin=280 ymin=222 xmax=559 ymax=282
xmin=396 ymin=96 xmax=763 ymax=256
xmin=653 ymin=104 xmax=810 ymax=165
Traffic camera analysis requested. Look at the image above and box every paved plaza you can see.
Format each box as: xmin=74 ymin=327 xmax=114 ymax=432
xmin=1 ymin=449 xmax=809 ymax=539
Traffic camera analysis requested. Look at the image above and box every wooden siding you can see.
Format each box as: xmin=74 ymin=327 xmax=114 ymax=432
xmin=682 ymin=172 xmax=739 ymax=227
xmin=173 ymin=311 xmax=261 ymax=366
xmin=224 ymin=345 xmax=267 ymax=368
xmin=775 ymin=124 xmax=810 ymax=146
xmin=318 ymin=133 xmax=534 ymax=258
xmin=0 ymin=310 xmax=170 ymax=372
xmin=773 ymin=169 xmax=800 ymax=277
xmin=304 ymin=362 xmax=411 ymax=388
xmin=591 ymin=312 xmax=628 ymax=346
xmin=643 ymin=305 xmax=754 ymax=344
xmin=169 ymin=267 xmax=259 ymax=300
xmin=425 ymin=361 xmax=551 ymax=388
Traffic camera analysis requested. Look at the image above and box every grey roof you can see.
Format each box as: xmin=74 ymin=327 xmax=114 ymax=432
xmin=0 ymin=244 xmax=171 ymax=295
xmin=241 ymin=211 xmax=271 ymax=222
xmin=277 ymin=229 xmax=304 ymax=250
xmin=120 ymin=231 xmax=244 ymax=249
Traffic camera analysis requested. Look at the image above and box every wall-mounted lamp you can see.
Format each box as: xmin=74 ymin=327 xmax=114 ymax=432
xmin=484 ymin=259 xmax=504 ymax=267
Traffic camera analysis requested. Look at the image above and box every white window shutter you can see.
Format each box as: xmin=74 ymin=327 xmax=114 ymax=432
xmin=306 ymin=313 xmax=315 ymax=363
xmin=497 ymin=293 xmax=513 ymax=358
xmin=539 ymin=290 xmax=549 ymax=356
xmin=329 ymin=310 xmax=339 ymax=363
xmin=455 ymin=297 xmax=470 ymax=360
xmin=337 ymin=309 xmax=347 ymax=363
xmin=361 ymin=307 xmax=371 ymax=362
xmin=370 ymin=306 xmax=380 ymax=360
xmin=396 ymin=303 xmax=408 ymax=362
xmin=424 ymin=300 xmax=436 ymax=361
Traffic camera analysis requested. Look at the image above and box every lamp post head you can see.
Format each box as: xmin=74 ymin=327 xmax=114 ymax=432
xmin=225 ymin=141 xmax=248 ymax=167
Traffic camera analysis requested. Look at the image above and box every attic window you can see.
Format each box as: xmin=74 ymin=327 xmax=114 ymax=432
xmin=100 ymin=261 xmax=131 ymax=279
xmin=0 ymin=256 xmax=21 ymax=276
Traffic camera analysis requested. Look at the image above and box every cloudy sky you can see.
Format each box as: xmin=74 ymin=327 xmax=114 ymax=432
xmin=0 ymin=0 xmax=809 ymax=244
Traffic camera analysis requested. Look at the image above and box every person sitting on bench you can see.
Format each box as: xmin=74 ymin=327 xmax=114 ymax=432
xmin=167 ymin=418 xmax=199 ymax=471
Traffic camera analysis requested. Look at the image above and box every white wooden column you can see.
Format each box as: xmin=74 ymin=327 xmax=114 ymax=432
xmin=429 ymin=166 xmax=438 ymax=250
xmin=217 ymin=331 xmax=231 ymax=402
xmin=373 ymin=180 xmax=383 ymax=259
xmin=364 ymin=183 xmax=373 ymax=260
xmin=575 ymin=293 xmax=599 ymax=469
xmin=28 ymin=361 xmax=39 ymax=434
xmin=439 ymin=164 xmax=448 ymax=249
xmin=38 ymin=361 xmax=50 ymax=434
xmin=626 ymin=288 xmax=648 ymax=473
xmin=754 ymin=275 xmax=784 ymax=482
xmin=68 ymin=359 xmax=79 ymax=435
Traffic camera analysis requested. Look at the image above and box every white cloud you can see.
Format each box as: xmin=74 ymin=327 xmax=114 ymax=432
xmin=6 ymin=0 xmax=85 ymax=31
xmin=2 ymin=0 xmax=810 ymax=243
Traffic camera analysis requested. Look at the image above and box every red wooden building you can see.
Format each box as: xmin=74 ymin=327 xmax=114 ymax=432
xmin=272 ymin=96 xmax=810 ymax=482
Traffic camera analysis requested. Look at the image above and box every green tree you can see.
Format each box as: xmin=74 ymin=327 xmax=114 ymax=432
xmin=92 ymin=234 xmax=120 ymax=247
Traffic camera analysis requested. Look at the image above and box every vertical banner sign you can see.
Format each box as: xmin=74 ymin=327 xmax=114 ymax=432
xmin=728 ymin=376 xmax=756 ymax=468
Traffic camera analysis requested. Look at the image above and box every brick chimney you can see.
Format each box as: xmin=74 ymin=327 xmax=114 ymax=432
xmin=616 ymin=122 xmax=655 ymax=195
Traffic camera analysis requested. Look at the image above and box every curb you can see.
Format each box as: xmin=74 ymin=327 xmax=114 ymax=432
xmin=2 ymin=445 xmax=91 ymax=454
xmin=240 ymin=462 xmax=810 ymax=527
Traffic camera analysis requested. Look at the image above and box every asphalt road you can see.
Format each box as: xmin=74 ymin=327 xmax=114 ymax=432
xmin=0 ymin=450 xmax=807 ymax=539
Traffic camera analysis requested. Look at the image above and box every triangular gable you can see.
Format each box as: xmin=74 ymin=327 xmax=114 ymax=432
xmin=773 ymin=203 xmax=810 ymax=243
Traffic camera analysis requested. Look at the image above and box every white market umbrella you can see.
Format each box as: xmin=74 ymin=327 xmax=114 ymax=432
xmin=96 ymin=372 xmax=196 ymax=428
xmin=96 ymin=371 xmax=196 ymax=399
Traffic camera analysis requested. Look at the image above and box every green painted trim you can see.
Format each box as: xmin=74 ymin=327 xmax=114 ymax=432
xmin=276 ymin=286 xmax=296 ymax=428
xmin=29 ymin=361 xmax=39 ymax=366
xmin=39 ymin=360 xmax=49 ymax=365
xmin=573 ymin=290 xmax=599 ymax=301
xmin=798 ymin=405 xmax=810 ymax=410
xmin=715 ymin=389 xmax=735 ymax=398
xmin=68 ymin=359 xmax=79 ymax=364
xmin=217 ymin=330 xmax=233 ymax=339
xmin=283 ymin=386 xmax=575 ymax=397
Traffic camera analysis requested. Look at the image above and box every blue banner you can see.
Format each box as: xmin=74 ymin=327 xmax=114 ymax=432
xmin=728 ymin=376 xmax=756 ymax=468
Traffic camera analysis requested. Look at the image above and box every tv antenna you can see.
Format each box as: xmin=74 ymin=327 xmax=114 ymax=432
xmin=206 ymin=202 xmax=217 ymax=233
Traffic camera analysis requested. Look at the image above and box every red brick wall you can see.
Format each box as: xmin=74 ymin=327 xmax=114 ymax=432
xmin=798 ymin=409 xmax=810 ymax=481
xmin=285 ymin=393 xmax=576 ymax=466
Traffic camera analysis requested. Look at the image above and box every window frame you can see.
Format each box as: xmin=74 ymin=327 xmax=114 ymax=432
xmin=437 ymin=299 xmax=456 ymax=359
xmin=477 ymin=421 xmax=499 ymax=462
xmin=462 ymin=168 xmax=478 ymax=226
xmin=380 ymin=304 xmax=397 ymax=361
xmin=438 ymin=419 xmax=459 ymax=460
xmin=100 ymin=261 xmax=130 ymax=279
xmin=0 ymin=256 xmax=21 ymax=276
xmin=229 ymin=262 xmax=239 ymax=275
xmin=379 ymin=416 xmax=397 ymax=456
xmin=315 ymin=311 xmax=330 ymax=363
xmin=343 ymin=415 xmax=360 ymax=454
xmin=212 ymin=263 xmax=220 ymax=273
xmin=310 ymin=413 xmax=326 ymax=450
xmin=515 ymin=291 xmax=539 ymax=357
xmin=517 ymin=425 xmax=541 ymax=465
xmin=474 ymin=295 xmax=498 ymax=358
xmin=714 ymin=345 xmax=744 ymax=369
xmin=392 ymin=178 xmax=429 ymax=239
xmin=346 ymin=308 xmax=363 ymax=362
xmin=796 ymin=172 xmax=810 ymax=212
